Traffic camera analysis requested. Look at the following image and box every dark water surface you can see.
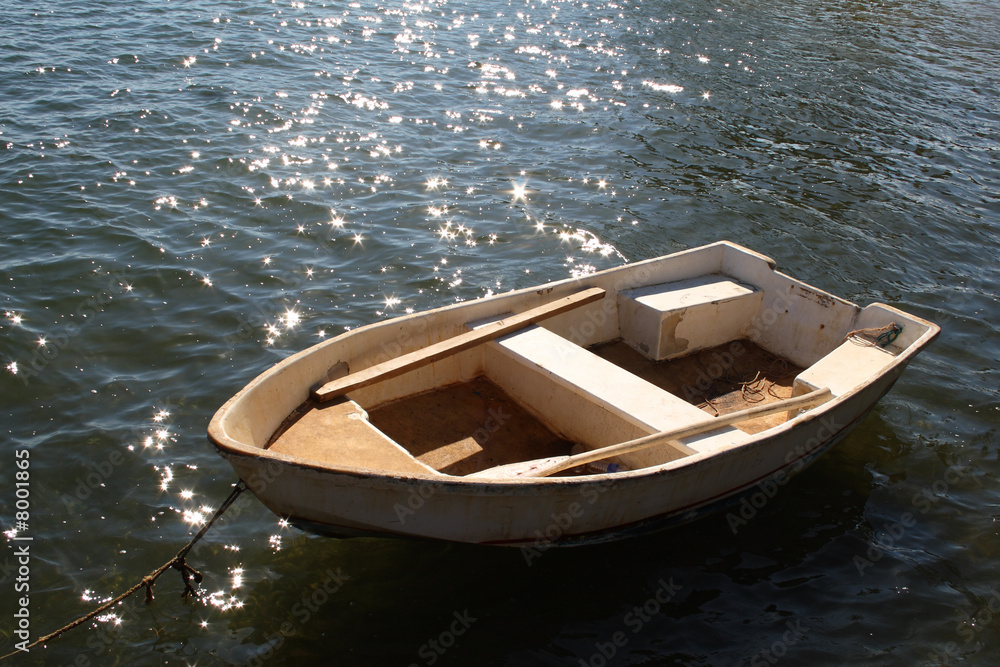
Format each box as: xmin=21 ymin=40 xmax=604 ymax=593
xmin=2 ymin=0 xmax=999 ymax=664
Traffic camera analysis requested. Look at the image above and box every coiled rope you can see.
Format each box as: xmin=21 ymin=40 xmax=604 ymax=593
xmin=843 ymin=322 xmax=902 ymax=348
xmin=0 ymin=480 xmax=246 ymax=661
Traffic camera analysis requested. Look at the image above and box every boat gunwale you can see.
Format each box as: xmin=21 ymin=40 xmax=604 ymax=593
xmin=212 ymin=355 xmax=910 ymax=491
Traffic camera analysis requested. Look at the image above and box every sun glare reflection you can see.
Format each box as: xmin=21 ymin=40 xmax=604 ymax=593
xmin=511 ymin=182 xmax=528 ymax=202
xmin=281 ymin=309 xmax=301 ymax=329
xmin=183 ymin=509 xmax=206 ymax=526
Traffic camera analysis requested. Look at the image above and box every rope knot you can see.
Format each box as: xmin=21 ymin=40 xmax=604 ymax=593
xmin=0 ymin=481 xmax=247 ymax=660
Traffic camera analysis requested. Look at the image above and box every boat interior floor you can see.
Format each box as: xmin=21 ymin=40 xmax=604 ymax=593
xmin=590 ymin=339 xmax=803 ymax=435
xmin=362 ymin=338 xmax=802 ymax=475
xmin=367 ymin=376 xmax=575 ymax=476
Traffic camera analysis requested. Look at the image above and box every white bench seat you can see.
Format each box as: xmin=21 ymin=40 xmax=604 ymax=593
xmin=619 ymin=274 xmax=763 ymax=360
xmin=472 ymin=318 xmax=751 ymax=468
xmin=794 ymin=338 xmax=899 ymax=398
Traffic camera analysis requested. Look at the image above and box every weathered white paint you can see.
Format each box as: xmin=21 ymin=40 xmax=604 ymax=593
xmin=618 ymin=274 xmax=763 ymax=360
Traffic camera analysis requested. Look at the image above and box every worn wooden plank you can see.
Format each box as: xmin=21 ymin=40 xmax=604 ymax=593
xmin=312 ymin=287 xmax=607 ymax=402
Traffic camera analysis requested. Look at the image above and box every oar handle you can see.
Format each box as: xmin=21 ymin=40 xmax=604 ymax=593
xmin=525 ymin=387 xmax=833 ymax=478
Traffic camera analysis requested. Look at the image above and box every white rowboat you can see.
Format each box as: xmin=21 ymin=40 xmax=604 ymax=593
xmin=208 ymin=242 xmax=939 ymax=546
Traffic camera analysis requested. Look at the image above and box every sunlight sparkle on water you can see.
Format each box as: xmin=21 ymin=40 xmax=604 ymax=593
xmin=511 ymin=182 xmax=528 ymax=202
xmin=281 ymin=308 xmax=301 ymax=329
xmin=159 ymin=465 xmax=174 ymax=491
xmin=205 ymin=590 xmax=244 ymax=612
xmin=643 ymin=80 xmax=684 ymax=94
xmin=183 ymin=509 xmax=206 ymax=526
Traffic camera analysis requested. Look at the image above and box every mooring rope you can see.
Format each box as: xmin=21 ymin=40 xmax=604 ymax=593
xmin=843 ymin=322 xmax=902 ymax=347
xmin=0 ymin=480 xmax=247 ymax=661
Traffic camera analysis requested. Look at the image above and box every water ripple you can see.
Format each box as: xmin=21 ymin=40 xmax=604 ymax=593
xmin=1 ymin=0 xmax=999 ymax=664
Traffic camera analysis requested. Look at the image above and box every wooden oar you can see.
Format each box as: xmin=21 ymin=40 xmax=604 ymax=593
xmin=495 ymin=387 xmax=832 ymax=478
xmin=313 ymin=286 xmax=607 ymax=402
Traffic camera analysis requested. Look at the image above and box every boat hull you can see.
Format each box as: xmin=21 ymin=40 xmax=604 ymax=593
xmin=219 ymin=373 xmax=895 ymax=547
